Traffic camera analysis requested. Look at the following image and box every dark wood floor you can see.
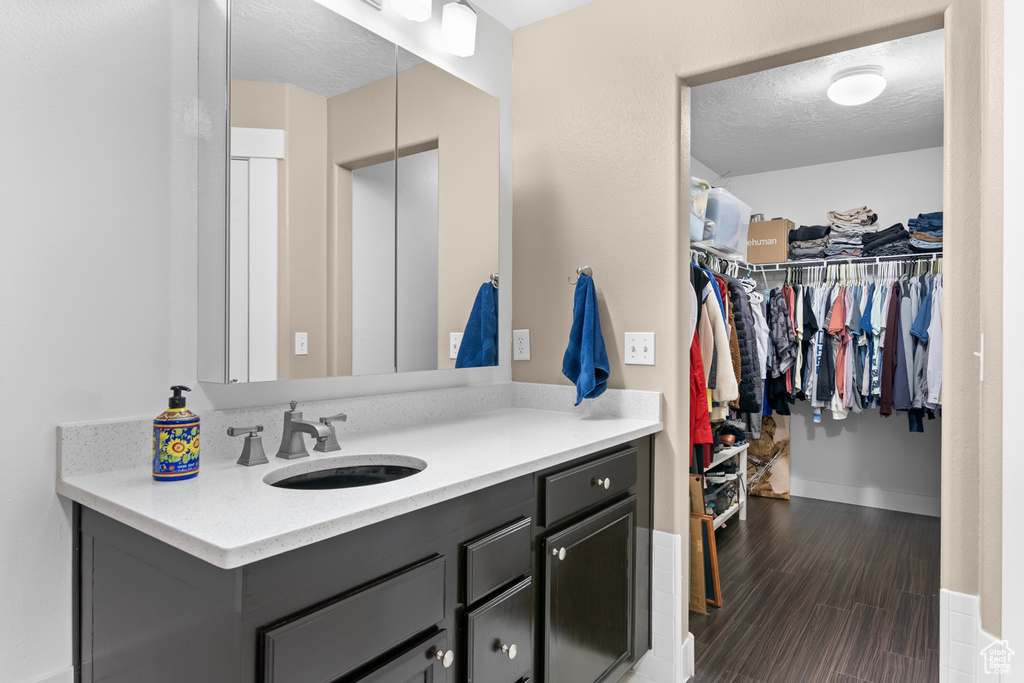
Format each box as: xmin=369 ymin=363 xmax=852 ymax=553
xmin=690 ymin=496 xmax=940 ymax=683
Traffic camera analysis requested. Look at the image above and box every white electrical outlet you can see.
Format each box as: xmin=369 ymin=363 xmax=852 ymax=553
xmin=450 ymin=332 xmax=463 ymax=359
xmin=624 ymin=332 xmax=655 ymax=365
xmin=295 ymin=332 xmax=308 ymax=356
xmin=513 ymin=329 xmax=531 ymax=361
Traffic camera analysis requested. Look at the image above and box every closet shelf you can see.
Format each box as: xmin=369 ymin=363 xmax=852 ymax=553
xmin=713 ymin=501 xmax=742 ymax=529
xmin=709 ymin=443 xmax=749 ymax=471
xmin=691 ymin=243 xmax=941 ymax=273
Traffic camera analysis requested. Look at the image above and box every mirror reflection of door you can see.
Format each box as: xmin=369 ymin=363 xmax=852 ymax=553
xmin=229 ymin=128 xmax=284 ymax=383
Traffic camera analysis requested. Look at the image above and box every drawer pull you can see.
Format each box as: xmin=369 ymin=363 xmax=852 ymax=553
xmin=592 ymin=477 xmax=611 ymax=489
xmin=551 ymin=547 xmax=566 ymax=561
xmin=435 ymin=649 xmax=455 ymax=668
xmin=501 ymin=643 xmax=518 ymax=660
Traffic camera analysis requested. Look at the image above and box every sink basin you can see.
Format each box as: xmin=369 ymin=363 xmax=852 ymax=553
xmin=264 ymin=455 xmax=427 ymax=491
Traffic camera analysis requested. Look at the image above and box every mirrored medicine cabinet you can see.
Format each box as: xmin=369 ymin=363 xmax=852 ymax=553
xmin=198 ymin=0 xmax=499 ymax=384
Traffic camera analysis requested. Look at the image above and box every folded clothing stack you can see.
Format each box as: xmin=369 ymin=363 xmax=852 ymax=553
xmin=862 ymin=222 xmax=912 ymax=257
xmin=788 ymin=224 xmax=830 ymax=260
xmin=827 ymin=205 xmax=879 ymax=232
xmin=823 ymin=205 xmax=880 ymax=257
xmin=908 ymin=211 xmax=943 ymax=253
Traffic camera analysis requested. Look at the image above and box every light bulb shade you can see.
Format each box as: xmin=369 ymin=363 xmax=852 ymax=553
xmin=393 ymin=0 xmax=431 ymax=22
xmin=442 ymin=2 xmax=477 ymax=57
xmin=827 ymin=66 xmax=886 ymax=106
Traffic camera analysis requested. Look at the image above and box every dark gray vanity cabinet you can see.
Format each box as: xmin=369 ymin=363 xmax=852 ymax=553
xmin=543 ymin=497 xmax=636 ymax=683
xmin=75 ymin=436 xmax=652 ymax=683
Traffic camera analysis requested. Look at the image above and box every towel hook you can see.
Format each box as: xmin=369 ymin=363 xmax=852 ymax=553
xmin=568 ymin=265 xmax=593 ymax=285
xmin=490 ymin=273 xmax=499 ymax=289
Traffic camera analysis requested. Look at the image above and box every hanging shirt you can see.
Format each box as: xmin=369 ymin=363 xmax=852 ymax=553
xmin=926 ymin=274 xmax=943 ymax=409
xmin=689 ymin=330 xmax=713 ymax=463
xmin=880 ymin=281 xmax=902 ymax=416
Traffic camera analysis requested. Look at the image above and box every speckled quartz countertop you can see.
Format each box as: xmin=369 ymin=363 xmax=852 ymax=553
xmin=57 ymin=387 xmax=661 ymax=569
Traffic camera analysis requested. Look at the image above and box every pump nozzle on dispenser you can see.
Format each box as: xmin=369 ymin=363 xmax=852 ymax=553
xmin=169 ymin=385 xmax=191 ymax=408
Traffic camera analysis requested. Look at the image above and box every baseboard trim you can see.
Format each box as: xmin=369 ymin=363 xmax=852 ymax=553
xmin=680 ymin=632 xmax=695 ymax=681
xmin=790 ymin=477 xmax=940 ymax=517
xmin=27 ymin=667 xmax=74 ymax=683
xmin=632 ymin=531 xmax=687 ymax=682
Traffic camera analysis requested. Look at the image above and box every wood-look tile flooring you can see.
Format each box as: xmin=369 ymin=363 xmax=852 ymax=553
xmin=690 ymin=496 xmax=939 ymax=683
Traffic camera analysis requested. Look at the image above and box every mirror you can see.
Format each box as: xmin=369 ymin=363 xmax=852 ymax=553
xmin=199 ymin=0 xmax=499 ymax=384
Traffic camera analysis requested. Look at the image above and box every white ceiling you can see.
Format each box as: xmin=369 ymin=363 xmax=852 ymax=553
xmin=691 ymin=29 xmax=945 ymax=177
xmin=469 ymin=0 xmax=599 ymax=30
xmin=231 ymin=0 xmax=424 ymax=99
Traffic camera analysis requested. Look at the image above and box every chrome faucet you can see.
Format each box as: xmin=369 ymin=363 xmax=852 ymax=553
xmin=276 ymin=401 xmax=332 ymax=460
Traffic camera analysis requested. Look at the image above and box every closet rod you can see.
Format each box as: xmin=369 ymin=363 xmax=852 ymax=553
xmin=689 ymin=243 xmax=940 ymax=273
xmin=756 ymin=252 xmax=942 ymax=272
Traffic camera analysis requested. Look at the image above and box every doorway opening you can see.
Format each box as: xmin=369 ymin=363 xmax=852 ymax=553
xmin=685 ymin=28 xmax=944 ymax=682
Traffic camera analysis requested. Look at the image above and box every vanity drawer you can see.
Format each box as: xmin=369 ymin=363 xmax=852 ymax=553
xmin=466 ymin=577 xmax=533 ymax=683
xmin=463 ymin=517 xmax=532 ymax=604
xmin=541 ymin=447 xmax=637 ymax=527
xmin=259 ymin=555 xmax=446 ymax=683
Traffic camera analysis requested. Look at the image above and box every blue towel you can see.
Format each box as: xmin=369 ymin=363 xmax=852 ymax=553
xmin=562 ymin=274 xmax=610 ymax=406
xmin=455 ymin=283 xmax=498 ymax=368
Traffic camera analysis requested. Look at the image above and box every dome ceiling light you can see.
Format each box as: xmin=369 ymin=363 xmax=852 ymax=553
xmin=827 ymin=65 xmax=887 ymax=106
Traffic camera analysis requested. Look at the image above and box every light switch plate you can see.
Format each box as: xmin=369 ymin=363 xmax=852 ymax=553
xmin=513 ymin=329 xmax=531 ymax=361
xmin=450 ymin=332 xmax=463 ymax=359
xmin=295 ymin=332 xmax=308 ymax=356
xmin=624 ymin=332 xmax=655 ymax=365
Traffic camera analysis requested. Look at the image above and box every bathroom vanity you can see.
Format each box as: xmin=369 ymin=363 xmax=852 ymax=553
xmin=60 ymin=392 xmax=661 ymax=683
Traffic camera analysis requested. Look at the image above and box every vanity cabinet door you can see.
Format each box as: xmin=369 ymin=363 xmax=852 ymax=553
xmin=466 ymin=577 xmax=533 ymax=683
xmin=543 ymin=496 xmax=636 ymax=683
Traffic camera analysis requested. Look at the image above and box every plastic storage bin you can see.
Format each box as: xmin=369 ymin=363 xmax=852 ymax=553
xmin=703 ymin=188 xmax=751 ymax=259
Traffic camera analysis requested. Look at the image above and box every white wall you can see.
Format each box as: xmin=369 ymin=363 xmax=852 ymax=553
xmin=1003 ymin=0 xmax=1024 ymax=671
xmin=724 ymin=147 xmax=944 ymax=516
xmin=0 ymin=1 xmax=511 ymax=681
xmin=725 ymin=146 xmax=943 ymax=228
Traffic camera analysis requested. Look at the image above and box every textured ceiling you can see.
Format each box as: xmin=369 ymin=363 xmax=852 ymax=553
xmin=231 ymin=0 xmax=424 ymax=99
xmin=691 ymin=29 xmax=944 ymax=177
xmin=469 ymin=0 xmax=599 ymax=29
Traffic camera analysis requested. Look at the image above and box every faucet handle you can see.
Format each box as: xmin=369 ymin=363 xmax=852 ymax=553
xmin=227 ymin=425 xmax=263 ymax=437
xmin=314 ymin=413 xmax=345 ymax=453
xmin=228 ymin=425 xmax=268 ymax=466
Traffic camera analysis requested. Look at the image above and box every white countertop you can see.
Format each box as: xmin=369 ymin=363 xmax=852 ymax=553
xmin=58 ymin=407 xmax=661 ymax=569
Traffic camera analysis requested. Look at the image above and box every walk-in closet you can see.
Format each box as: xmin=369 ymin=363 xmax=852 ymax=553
xmin=686 ymin=29 xmax=943 ymax=683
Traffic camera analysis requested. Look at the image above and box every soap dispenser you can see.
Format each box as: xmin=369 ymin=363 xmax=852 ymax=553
xmin=153 ymin=385 xmax=201 ymax=481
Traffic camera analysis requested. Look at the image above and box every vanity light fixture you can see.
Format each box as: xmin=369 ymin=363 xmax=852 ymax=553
xmin=441 ymin=0 xmax=477 ymax=57
xmin=392 ymin=0 xmax=432 ymax=22
xmin=827 ymin=65 xmax=887 ymax=106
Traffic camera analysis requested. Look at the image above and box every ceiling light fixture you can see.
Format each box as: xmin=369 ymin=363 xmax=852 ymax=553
xmin=827 ymin=65 xmax=887 ymax=106
xmin=392 ymin=0 xmax=432 ymax=22
xmin=441 ymin=0 xmax=477 ymax=57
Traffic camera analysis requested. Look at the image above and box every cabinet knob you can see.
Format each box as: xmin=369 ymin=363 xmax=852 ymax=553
xmin=501 ymin=643 xmax=518 ymax=660
xmin=551 ymin=547 xmax=566 ymax=561
xmin=435 ymin=649 xmax=454 ymax=668
xmin=592 ymin=477 xmax=610 ymax=489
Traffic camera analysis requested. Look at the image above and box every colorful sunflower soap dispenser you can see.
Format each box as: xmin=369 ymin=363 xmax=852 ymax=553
xmin=152 ymin=385 xmax=200 ymax=481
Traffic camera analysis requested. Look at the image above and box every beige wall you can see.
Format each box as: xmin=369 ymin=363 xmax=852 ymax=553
xmin=230 ymin=80 xmax=329 ymax=381
xmin=979 ymin=0 xmax=1004 ymax=635
xmin=398 ymin=64 xmax=501 ymax=370
xmin=512 ymin=0 xmax=1002 ymax=637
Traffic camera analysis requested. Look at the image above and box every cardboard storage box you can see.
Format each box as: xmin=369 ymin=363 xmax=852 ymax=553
xmin=746 ymin=219 xmax=793 ymax=264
